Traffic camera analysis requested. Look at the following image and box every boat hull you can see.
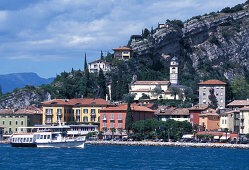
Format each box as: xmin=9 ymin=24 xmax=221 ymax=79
xmin=36 ymin=141 xmax=85 ymax=148
xmin=11 ymin=143 xmax=37 ymax=147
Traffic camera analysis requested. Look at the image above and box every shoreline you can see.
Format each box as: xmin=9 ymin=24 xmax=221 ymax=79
xmin=85 ymin=141 xmax=249 ymax=149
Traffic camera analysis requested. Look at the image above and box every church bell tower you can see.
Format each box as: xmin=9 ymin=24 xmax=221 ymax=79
xmin=170 ymin=57 xmax=179 ymax=85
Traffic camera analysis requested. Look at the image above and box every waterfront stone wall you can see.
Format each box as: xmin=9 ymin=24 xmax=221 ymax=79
xmin=86 ymin=141 xmax=249 ymax=149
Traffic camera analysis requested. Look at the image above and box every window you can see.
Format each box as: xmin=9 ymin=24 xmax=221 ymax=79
xmin=221 ymin=99 xmax=223 ymax=103
xmin=118 ymin=122 xmax=121 ymax=128
xmin=98 ymin=116 xmax=100 ymax=122
xmin=203 ymin=92 xmax=206 ymax=96
xmin=123 ymin=51 xmax=129 ymax=54
xmin=111 ymin=114 xmax=114 ymax=120
xmin=118 ymin=114 xmax=122 ymax=120
xmin=103 ymin=114 xmax=107 ymax=120
xmin=57 ymin=109 xmax=62 ymax=114
xmin=9 ymin=128 xmax=12 ymax=133
xmin=213 ymin=117 xmax=216 ymax=120
xmin=15 ymin=128 xmax=17 ymax=132
xmin=190 ymin=115 xmax=193 ymax=119
xmin=16 ymin=121 xmax=18 ymax=125
xmin=91 ymin=117 xmax=95 ymax=122
xmin=21 ymin=121 xmax=23 ymax=125
xmin=225 ymin=119 xmax=226 ymax=124
xmin=83 ymin=109 xmax=88 ymax=114
xmin=221 ymin=93 xmax=223 ymax=96
xmin=111 ymin=122 xmax=114 ymax=128
xmin=103 ymin=122 xmax=106 ymax=127
xmin=2 ymin=121 xmax=4 ymax=125
xmin=83 ymin=116 xmax=88 ymax=123
xmin=9 ymin=121 xmax=11 ymax=125
xmin=222 ymin=119 xmax=224 ymax=124
xmin=91 ymin=109 xmax=96 ymax=114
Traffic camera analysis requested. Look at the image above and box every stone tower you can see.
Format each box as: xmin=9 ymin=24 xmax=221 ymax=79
xmin=170 ymin=57 xmax=179 ymax=85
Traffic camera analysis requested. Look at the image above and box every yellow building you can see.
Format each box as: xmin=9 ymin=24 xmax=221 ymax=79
xmin=239 ymin=106 xmax=249 ymax=135
xmin=42 ymin=99 xmax=113 ymax=125
xmin=113 ymin=47 xmax=132 ymax=60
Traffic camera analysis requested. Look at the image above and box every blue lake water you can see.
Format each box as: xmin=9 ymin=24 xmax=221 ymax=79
xmin=0 ymin=144 xmax=249 ymax=169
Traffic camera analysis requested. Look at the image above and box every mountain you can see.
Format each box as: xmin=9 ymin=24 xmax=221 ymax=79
xmin=0 ymin=72 xmax=54 ymax=94
xmin=1 ymin=2 xmax=249 ymax=109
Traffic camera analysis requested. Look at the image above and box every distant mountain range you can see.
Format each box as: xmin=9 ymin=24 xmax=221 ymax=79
xmin=0 ymin=72 xmax=54 ymax=94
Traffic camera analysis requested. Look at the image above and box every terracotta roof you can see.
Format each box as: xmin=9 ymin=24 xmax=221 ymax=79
xmin=227 ymin=100 xmax=249 ymax=106
xmin=198 ymin=79 xmax=226 ymax=85
xmin=199 ymin=109 xmax=219 ymax=116
xmin=188 ymin=105 xmax=209 ymax=111
xmin=100 ymin=104 xmax=154 ymax=112
xmin=0 ymin=108 xmax=42 ymax=115
xmin=42 ymin=98 xmax=113 ymax=107
xmin=155 ymin=106 xmax=189 ymax=116
xmin=220 ymin=110 xmax=239 ymax=116
xmin=239 ymin=106 xmax=249 ymax=111
xmin=112 ymin=47 xmax=132 ymax=51
xmin=133 ymin=81 xmax=170 ymax=85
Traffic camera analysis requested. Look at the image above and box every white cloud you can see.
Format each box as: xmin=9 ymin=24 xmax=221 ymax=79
xmin=0 ymin=0 xmax=246 ymax=64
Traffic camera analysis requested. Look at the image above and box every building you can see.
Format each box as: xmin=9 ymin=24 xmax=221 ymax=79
xmin=0 ymin=126 xmax=3 ymax=141
xmin=188 ymin=105 xmax=208 ymax=126
xmin=239 ymin=106 xmax=249 ymax=135
xmin=220 ymin=110 xmax=240 ymax=133
xmin=42 ymin=98 xmax=113 ymax=125
xmin=0 ymin=107 xmax=42 ymax=134
xmin=199 ymin=108 xmax=220 ymax=131
xmin=113 ymin=47 xmax=132 ymax=60
xmin=157 ymin=23 xmax=169 ymax=29
xmin=227 ymin=100 xmax=249 ymax=110
xmin=130 ymin=35 xmax=142 ymax=42
xmin=88 ymin=59 xmax=112 ymax=73
xmin=99 ymin=104 xmax=154 ymax=139
xmin=130 ymin=57 xmax=185 ymax=101
xmin=198 ymin=79 xmax=226 ymax=109
xmin=155 ymin=106 xmax=189 ymax=122
xmin=196 ymin=131 xmax=238 ymax=142
xmin=170 ymin=57 xmax=179 ymax=85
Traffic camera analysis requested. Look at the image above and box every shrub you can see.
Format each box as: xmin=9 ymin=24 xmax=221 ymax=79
xmin=208 ymin=37 xmax=219 ymax=45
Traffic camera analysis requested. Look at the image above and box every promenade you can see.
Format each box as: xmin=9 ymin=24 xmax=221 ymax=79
xmin=86 ymin=141 xmax=249 ymax=149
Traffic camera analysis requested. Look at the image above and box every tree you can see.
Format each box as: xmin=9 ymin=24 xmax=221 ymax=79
xmin=142 ymin=28 xmax=150 ymax=38
xmin=125 ymin=100 xmax=133 ymax=137
xmin=111 ymin=74 xmax=118 ymax=101
xmin=118 ymin=128 xmax=123 ymax=139
xmin=100 ymin=50 xmax=104 ymax=60
xmin=208 ymin=88 xmax=218 ymax=109
xmin=169 ymin=86 xmax=181 ymax=100
xmin=0 ymin=85 xmax=3 ymax=96
xmin=83 ymin=53 xmax=90 ymax=98
xmin=184 ymin=87 xmax=194 ymax=101
xmin=151 ymin=86 xmax=162 ymax=98
xmin=98 ymin=131 xmax=103 ymax=140
xmin=123 ymin=93 xmax=136 ymax=103
xmin=231 ymin=76 xmax=249 ymax=99
xmin=116 ymin=69 xmax=123 ymax=101
xmin=98 ymin=68 xmax=107 ymax=99
xmin=110 ymin=128 xmax=116 ymax=139
xmin=139 ymin=93 xmax=150 ymax=100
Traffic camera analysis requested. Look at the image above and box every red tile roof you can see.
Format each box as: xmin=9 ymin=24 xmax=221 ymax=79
xmin=188 ymin=105 xmax=209 ymax=111
xmin=239 ymin=106 xmax=249 ymax=111
xmin=112 ymin=47 xmax=132 ymax=51
xmin=155 ymin=106 xmax=189 ymax=116
xmin=88 ymin=59 xmax=111 ymax=64
xmin=133 ymin=81 xmax=170 ymax=85
xmin=100 ymin=104 xmax=154 ymax=112
xmin=42 ymin=98 xmax=113 ymax=107
xmin=227 ymin=100 xmax=249 ymax=106
xmin=199 ymin=109 xmax=219 ymax=116
xmin=198 ymin=79 xmax=226 ymax=85
xmin=0 ymin=108 xmax=42 ymax=115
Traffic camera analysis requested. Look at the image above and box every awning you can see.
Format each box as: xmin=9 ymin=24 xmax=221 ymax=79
xmin=182 ymin=134 xmax=193 ymax=139
xmin=214 ymin=136 xmax=220 ymax=140
xmin=220 ymin=136 xmax=230 ymax=140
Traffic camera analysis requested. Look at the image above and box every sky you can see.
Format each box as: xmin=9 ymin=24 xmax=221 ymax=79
xmin=0 ymin=0 xmax=245 ymax=78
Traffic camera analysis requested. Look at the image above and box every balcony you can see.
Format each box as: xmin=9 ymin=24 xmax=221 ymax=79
xmin=103 ymin=117 xmax=107 ymax=121
xmin=57 ymin=112 xmax=62 ymax=116
xmin=90 ymin=112 xmax=96 ymax=116
xmin=118 ymin=118 xmax=122 ymax=121
xmin=110 ymin=117 xmax=115 ymax=121
xmin=75 ymin=112 xmax=80 ymax=116
xmin=45 ymin=120 xmax=52 ymax=123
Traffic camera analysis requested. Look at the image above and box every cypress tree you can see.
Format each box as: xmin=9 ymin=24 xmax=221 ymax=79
xmin=125 ymin=100 xmax=133 ymax=135
xmin=116 ymin=69 xmax=123 ymax=101
xmin=98 ymin=68 xmax=107 ymax=99
xmin=83 ymin=53 xmax=90 ymax=98
xmin=101 ymin=50 xmax=104 ymax=60
xmin=111 ymin=74 xmax=117 ymax=101
xmin=121 ymin=77 xmax=129 ymax=96
xmin=0 ymin=85 xmax=2 ymax=96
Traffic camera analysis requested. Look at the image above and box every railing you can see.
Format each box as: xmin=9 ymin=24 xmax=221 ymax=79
xmin=57 ymin=112 xmax=62 ymax=115
xmin=90 ymin=112 xmax=96 ymax=115
xmin=45 ymin=112 xmax=52 ymax=115
xmin=45 ymin=120 xmax=52 ymax=123
xmin=75 ymin=112 xmax=80 ymax=116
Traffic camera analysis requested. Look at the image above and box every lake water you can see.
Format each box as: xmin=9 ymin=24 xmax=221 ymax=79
xmin=0 ymin=144 xmax=249 ymax=169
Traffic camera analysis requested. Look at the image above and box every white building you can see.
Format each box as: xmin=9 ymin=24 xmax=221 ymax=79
xmin=88 ymin=59 xmax=111 ymax=73
xmin=155 ymin=106 xmax=189 ymax=122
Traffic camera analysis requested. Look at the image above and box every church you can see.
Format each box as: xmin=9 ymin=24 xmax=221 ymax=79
xmin=130 ymin=57 xmax=185 ymax=100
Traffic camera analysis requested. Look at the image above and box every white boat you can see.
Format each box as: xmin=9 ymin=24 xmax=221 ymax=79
xmin=10 ymin=126 xmax=86 ymax=148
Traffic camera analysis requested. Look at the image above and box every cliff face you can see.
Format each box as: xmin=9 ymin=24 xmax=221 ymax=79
xmin=131 ymin=5 xmax=249 ymax=81
xmin=0 ymin=88 xmax=51 ymax=109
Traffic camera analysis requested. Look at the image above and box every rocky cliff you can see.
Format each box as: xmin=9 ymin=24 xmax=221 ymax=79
xmin=131 ymin=3 xmax=249 ymax=81
xmin=0 ymin=87 xmax=51 ymax=109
